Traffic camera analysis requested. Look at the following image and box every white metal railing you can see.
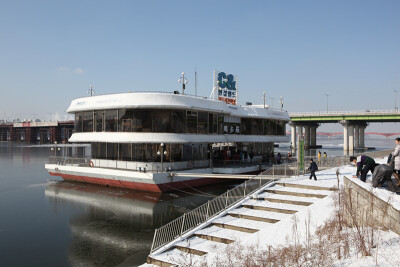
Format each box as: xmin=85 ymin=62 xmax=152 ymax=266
xmin=150 ymin=174 xmax=276 ymax=253
xmin=290 ymin=109 xmax=400 ymax=116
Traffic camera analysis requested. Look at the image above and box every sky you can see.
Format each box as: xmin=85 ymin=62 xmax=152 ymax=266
xmin=0 ymin=0 xmax=399 ymax=131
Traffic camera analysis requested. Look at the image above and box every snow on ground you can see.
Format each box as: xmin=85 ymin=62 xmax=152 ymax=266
xmin=144 ymin=155 xmax=400 ymax=266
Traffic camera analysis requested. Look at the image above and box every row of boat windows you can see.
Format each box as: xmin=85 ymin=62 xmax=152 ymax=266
xmin=92 ymin=142 xmax=275 ymax=162
xmin=75 ymin=109 xmax=286 ymax=135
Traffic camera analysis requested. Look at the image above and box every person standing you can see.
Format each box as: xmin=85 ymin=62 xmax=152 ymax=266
xmin=318 ymin=151 xmax=321 ymax=164
xmin=392 ymin=137 xmax=400 ymax=176
xmin=307 ymin=158 xmax=318 ymax=180
xmin=350 ymin=155 xmax=377 ymax=182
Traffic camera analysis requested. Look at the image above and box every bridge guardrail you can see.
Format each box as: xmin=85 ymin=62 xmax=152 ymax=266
xmin=290 ymin=109 xmax=400 ymax=116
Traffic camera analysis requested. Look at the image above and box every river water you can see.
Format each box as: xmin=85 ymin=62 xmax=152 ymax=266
xmin=0 ymin=137 xmax=397 ymax=266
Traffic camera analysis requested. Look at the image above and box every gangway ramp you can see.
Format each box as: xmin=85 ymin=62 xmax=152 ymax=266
xmin=144 ymin=177 xmax=336 ymax=266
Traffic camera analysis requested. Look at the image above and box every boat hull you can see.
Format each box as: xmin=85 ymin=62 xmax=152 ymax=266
xmin=45 ymin=164 xmax=251 ymax=193
xmin=48 ymin=171 xmax=227 ymax=192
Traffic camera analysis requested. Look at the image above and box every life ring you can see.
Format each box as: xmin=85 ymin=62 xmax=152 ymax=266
xmin=89 ymin=161 xmax=94 ymax=167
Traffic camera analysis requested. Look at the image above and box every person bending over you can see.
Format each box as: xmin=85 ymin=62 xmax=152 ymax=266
xmin=350 ymin=155 xmax=377 ymax=182
xmin=372 ymin=160 xmax=399 ymax=193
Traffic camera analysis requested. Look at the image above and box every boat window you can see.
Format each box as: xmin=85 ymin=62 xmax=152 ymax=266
xmin=145 ymin=143 xmax=158 ymax=162
xmin=240 ymin=118 xmax=251 ymax=135
xmin=94 ymin=111 xmax=104 ymax=132
xmin=277 ymin=121 xmax=285 ymax=135
xmin=171 ymin=110 xmax=185 ymax=133
xmin=251 ymin=119 xmax=263 ymax=135
xmin=152 ymin=110 xmax=171 ymax=133
xmin=170 ymin=144 xmax=182 ymax=162
xmin=118 ymin=143 xmax=132 ymax=161
xmin=132 ymin=143 xmax=145 ymax=161
xmin=106 ymin=143 xmax=118 ymax=160
xmin=118 ymin=109 xmax=133 ymax=132
xmin=133 ymin=110 xmax=152 ymax=132
xmin=264 ymin=120 xmax=276 ymax=135
xmin=83 ymin=111 xmax=93 ymax=132
xmin=182 ymin=144 xmax=193 ymax=161
xmin=186 ymin=111 xmax=198 ymax=134
xmin=198 ymin=112 xmax=208 ymax=134
xmin=75 ymin=113 xmax=83 ymax=133
xmin=105 ymin=110 xmax=118 ymax=132
xmin=208 ymin=113 xmax=217 ymax=134
xmin=92 ymin=142 xmax=106 ymax=159
xmin=217 ymin=114 xmax=224 ymax=134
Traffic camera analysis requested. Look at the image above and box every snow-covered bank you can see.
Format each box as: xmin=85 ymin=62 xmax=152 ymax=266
xmin=143 ymin=156 xmax=400 ymax=266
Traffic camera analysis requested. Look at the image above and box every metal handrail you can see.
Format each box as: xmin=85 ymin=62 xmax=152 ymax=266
xmin=150 ymin=173 xmax=276 ymax=253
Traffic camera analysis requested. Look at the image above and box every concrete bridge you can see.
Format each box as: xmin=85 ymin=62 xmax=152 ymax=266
xmin=289 ymin=109 xmax=400 ymax=153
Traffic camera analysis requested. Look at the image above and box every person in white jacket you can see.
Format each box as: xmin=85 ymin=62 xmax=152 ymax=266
xmin=393 ymin=137 xmax=400 ymax=176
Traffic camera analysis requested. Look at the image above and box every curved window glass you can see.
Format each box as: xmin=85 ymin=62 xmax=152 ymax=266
xmin=77 ymin=109 xmax=287 ymax=136
xmin=83 ymin=112 xmax=93 ymax=132
xmin=94 ymin=111 xmax=104 ymax=132
xmin=75 ymin=113 xmax=83 ymax=132
xmin=186 ymin=111 xmax=198 ymax=134
xmin=105 ymin=110 xmax=118 ymax=132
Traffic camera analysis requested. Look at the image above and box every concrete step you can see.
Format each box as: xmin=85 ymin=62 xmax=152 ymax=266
xmin=194 ymin=233 xmax=235 ymax=244
xmin=212 ymin=215 xmax=271 ymax=231
xmin=175 ymin=236 xmax=227 ymax=254
xmin=244 ymin=199 xmax=301 ymax=212
xmin=147 ymin=256 xmax=174 ymax=267
xmin=242 ymin=203 xmax=297 ymax=214
xmin=147 ymin=247 xmax=205 ymax=266
xmin=196 ymin=225 xmax=252 ymax=241
xmin=276 ymin=182 xmax=337 ymax=191
xmin=253 ymin=196 xmax=313 ymax=206
xmin=175 ymin=245 xmax=208 ymax=256
xmin=228 ymin=212 xmax=280 ymax=223
xmin=212 ymin=222 xmax=259 ymax=233
xmin=264 ymin=188 xmax=327 ymax=199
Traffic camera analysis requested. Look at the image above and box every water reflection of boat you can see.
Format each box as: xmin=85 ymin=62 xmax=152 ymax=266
xmin=44 ymin=181 xmax=217 ymax=266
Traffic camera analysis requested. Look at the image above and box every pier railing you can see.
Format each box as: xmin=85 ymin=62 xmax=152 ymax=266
xmin=150 ymin=173 xmax=275 ymax=253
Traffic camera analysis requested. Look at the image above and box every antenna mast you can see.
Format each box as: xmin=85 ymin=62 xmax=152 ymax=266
xmin=88 ymin=85 xmax=95 ymax=96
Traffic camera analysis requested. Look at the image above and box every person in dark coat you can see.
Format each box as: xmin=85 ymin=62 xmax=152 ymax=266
xmin=372 ymin=156 xmax=399 ymax=193
xmin=350 ymin=155 xmax=377 ymax=182
xmin=307 ymin=158 xmax=318 ymax=180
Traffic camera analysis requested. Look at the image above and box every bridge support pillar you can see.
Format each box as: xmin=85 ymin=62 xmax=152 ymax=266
xmin=310 ymin=126 xmax=317 ymax=147
xmin=354 ymin=125 xmax=359 ymax=149
xmin=304 ymin=126 xmax=310 ymax=148
xmin=359 ymin=126 xmax=365 ymax=148
xmin=341 ymin=121 xmax=349 ymax=153
xmin=348 ymin=125 xmax=354 ymax=153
